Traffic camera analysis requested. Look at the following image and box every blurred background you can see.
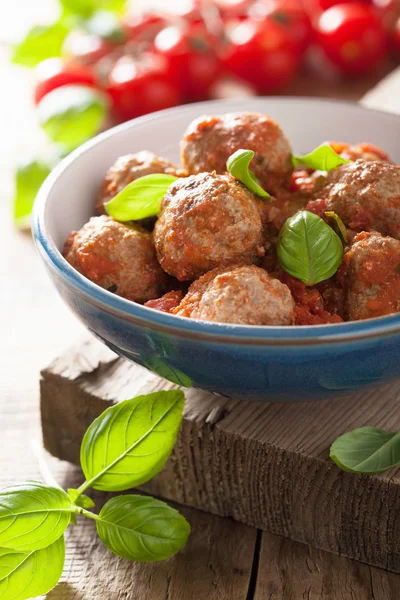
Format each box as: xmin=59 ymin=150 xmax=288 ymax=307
xmin=2 ymin=0 xmax=399 ymax=230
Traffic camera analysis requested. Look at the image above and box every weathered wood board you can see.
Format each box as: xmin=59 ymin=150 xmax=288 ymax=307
xmin=41 ymin=335 xmax=400 ymax=575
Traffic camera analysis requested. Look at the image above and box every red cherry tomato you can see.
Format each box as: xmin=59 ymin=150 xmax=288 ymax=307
xmin=33 ymin=58 xmax=96 ymax=105
xmin=221 ymin=17 xmax=300 ymax=93
xmin=154 ymin=24 xmax=222 ymax=101
xmin=122 ymin=12 xmax=170 ymax=43
xmin=315 ymin=3 xmax=387 ymax=74
xmin=249 ymin=0 xmax=313 ymax=55
xmin=106 ymin=53 xmax=182 ymax=122
xmin=63 ymin=31 xmax=116 ymax=66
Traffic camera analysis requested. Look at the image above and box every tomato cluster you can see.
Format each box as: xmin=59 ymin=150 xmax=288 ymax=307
xmin=33 ymin=0 xmax=399 ymax=123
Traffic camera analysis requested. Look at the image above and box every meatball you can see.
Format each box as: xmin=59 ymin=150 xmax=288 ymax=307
xmin=63 ymin=215 xmax=169 ymax=303
xmin=339 ymin=231 xmax=400 ymax=321
xmin=315 ymin=160 xmax=400 ymax=239
xmin=96 ymin=151 xmax=181 ymax=214
xmin=173 ymin=264 xmax=295 ymax=326
xmin=153 ymin=172 xmax=265 ymax=281
xmin=181 ymin=112 xmax=293 ymax=194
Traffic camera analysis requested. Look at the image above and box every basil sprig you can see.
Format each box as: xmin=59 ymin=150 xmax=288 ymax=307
xmin=330 ymin=427 xmax=400 ymax=474
xmin=105 ymin=174 xmax=178 ymax=221
xmin=292 ymin=144 xmax=350 ymax=171
xmin=0 ymin=390 xmax=189 ymax=599
xmin=38 ymin=85 xmax=109 ymax=151
xmin=226 ymin=149 xmax=271 ymax=198
xmin=277 ymin=210 xmax=343 ymax=286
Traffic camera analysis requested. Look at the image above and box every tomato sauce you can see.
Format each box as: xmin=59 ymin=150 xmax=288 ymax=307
xmin=145 ymin=290 xmax=184 ymax=313
xmin=280 ymin=273 xmax=343 ymax=325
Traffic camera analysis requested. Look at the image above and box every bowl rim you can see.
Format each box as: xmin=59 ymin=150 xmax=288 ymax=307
xmin=33 ymin=95 xmax=400 ymax=346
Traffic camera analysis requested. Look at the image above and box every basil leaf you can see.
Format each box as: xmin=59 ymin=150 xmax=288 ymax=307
xmin=79 ymin=390 xmax=184 ymax=492
xmin=12 ymin=22 xmax=69 ymax=68
xmin=96 ymin=495 xmax=190 ymax=562
xmin=0 ymin=481 xmax=73 ymax=551
xmin=13 ymin=158 xmax=51 ymax=229
xmin=325 ymin=211 xmax=347 ymax=245
xmin=226 ymin=149 xmax=271 ymax=198
xmin=277 ymin=210 xmax=343 ymax=286
xmin=143 ymin=357 xmax=193 ymax=388
xmin=0 ymin=536 xmax=65 ymax=600
xmin=330 ymin=427 xmax=400 ymax=474
xmin=67 ymin=489 xmax=95 ymax=509
xmin=38 ymin=85 xmax=109 ymax=151
xmin=85 ymin=11 xmax=126 ymax=43
xmin=292 ymin=144 xmax=350 ymax=171
xmin=105 ymin=174 xmax=178 ymax=222
xmin=60 ymin=0 xmax=127 ymax=18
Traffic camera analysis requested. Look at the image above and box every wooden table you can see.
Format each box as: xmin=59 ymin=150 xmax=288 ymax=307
xmin=2 ymin=6 xmax=400 ymax=596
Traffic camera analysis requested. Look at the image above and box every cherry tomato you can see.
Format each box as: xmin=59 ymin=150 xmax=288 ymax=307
xmin=249 ymin=0 xmax=313 ymax=55
xmin=106 ymin=53 xmax=182 ymax=122
xmin=33 ymin=58 xmax=96 ymax=105
xmin=315 ymin=3 xmax=387 ymax=74
xmin=122 ymin=12 xmax=170 ymax=43
xmin=154 ymin=23 xmax=222 ymax=101
xmin=63 ymin=30 xmax=116 ymax=66
xmin=221 ymin=17 xmax=300 ymax=93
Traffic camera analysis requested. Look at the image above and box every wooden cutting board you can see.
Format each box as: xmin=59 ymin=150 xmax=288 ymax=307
xmin=41 ymin=69 xmax=400 ymax=575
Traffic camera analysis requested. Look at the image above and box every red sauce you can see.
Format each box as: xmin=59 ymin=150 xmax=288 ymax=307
xmin=78 ymin=251 xmax=119 ymax=282
xmin=145 ymin=290 xmax=184 ymax=313
xmin=305 ymin=198 xmax=328 ymax=219
xmin=281 ymin=273 xmax=343 ymax=325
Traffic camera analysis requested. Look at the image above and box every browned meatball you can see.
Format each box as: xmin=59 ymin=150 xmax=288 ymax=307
xmin=153 ymin=172 xmax=266 ymax=281
xmin=181 ymin=113 xmax=293 ymax=195
xmin=96 ymin=151 xmax=181 ymax=214
xmin=339 ymin=231 xmax=400 ymax=321
xmin=63 ymin=215 xmax=169 ymax=303
xmin=315 ymin=160 xmax=400 ymax=239
xmin=173 ymin=264 xmax=295 ymax=326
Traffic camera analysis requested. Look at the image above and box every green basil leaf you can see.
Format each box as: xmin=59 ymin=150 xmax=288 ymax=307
xmin=292 ymin=144 xmax=350 ymax=171
xmin=143 ymin=357 xmax=193 ymax=388
xmin=226 ymin=149 xmax=271 ymax=198
xmin=330 ymin=427 xmax=400 ymax=474
xmin=0 ymin=536 xmax=65 ymax=600
xmin=0 ymin=481 xmax=73 ymax=551
xmin=60 ymin=0 xmax=127 ymax=18
xmin=277 ymin=210 xmax=343 ymax=286
xmin=13 ymin=158 xmax=52 ymax=229
xmin=38 ymin=85 xmax=109 ymax=151
xmin=325 ymin=211 xmax=347 ymax=245
xmin=12 ymin=22 xmax=69 ymax=68
xmin=85 ymin=11 xmax=126 ymax=43
xmin=96 ymin=495 xmax=190 ymax=562
xmin=105 ymin=174 xmax=178 ymax=222
xmin=67 ymin=489 xmax=95 ymax=509
xmin=80 ymin=390 xmax=184 ymax=492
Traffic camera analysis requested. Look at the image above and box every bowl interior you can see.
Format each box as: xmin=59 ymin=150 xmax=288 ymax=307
xmin=44 ymin=97 xmax=400 ymax=252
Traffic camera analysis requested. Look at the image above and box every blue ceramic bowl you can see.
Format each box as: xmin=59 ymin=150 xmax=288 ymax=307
xmin=33 ymin=97 xmax=400 ymax=401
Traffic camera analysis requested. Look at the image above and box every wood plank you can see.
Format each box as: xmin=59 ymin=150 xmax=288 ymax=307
xmin=40 ymin=334 xmax=400 ymax=574
xmin=51 ymin=495 xmax=257 ymax=600
xmin=254 ymin=533 xmax=400 ymax=600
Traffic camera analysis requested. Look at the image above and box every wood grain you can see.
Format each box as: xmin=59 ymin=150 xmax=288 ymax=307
xmin=41 ymin=335 xmax=400 ymax=575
